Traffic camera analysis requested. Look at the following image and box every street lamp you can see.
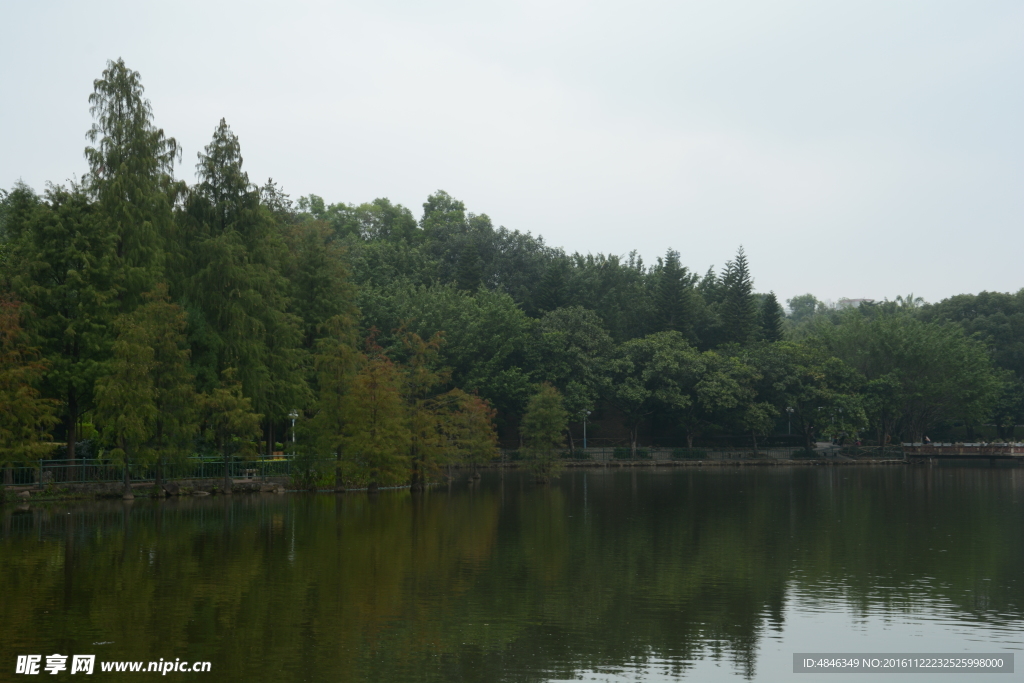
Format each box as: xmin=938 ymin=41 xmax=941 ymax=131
xmin=581 ymin=410 xmax=592 ymax=450
xmin=786 ymin=407 xmax=794 ymax=435
xmin=288 ymin=409 xmax=299 ymax=454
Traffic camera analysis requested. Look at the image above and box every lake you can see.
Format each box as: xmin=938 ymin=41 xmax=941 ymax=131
xmin=2 ymin=466 xmax=1022 ymax=682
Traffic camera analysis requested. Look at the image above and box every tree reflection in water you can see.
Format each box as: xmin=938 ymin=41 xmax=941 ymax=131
xmin=1 ymin=466 xmax=1022 ymax=682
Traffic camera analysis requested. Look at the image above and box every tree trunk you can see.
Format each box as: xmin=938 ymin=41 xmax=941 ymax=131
xmin=154 ymin=455 xmax=163 ymax=496
xmin=751 ymin=431 xmax=759 ymax=457
xmin=66 ymin=389 xmax=78 ymax=463
xmin=686 ymin=432 xmax=694 ymax=449
xmin=122 ymin=453 xmax=133 ymax=499
xmin=335 ymin=450 xmax=346 ymax=492
xmin=3 ymin=464 xmax=12 ymax=487
xmin=223 ymin=450 xmax=233 ymax=494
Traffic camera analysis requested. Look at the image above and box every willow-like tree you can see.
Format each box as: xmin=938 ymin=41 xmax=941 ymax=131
xmin=85 ymin=58 xmax=180 ymax=313
xmin=0 ymin=298 xmax=59 ymax=486
xmin=520 ymin=384 xmax=568 ymax=483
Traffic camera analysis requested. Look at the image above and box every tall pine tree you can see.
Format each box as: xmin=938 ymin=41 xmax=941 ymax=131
xmin=759 ymin=291 xmax=785 ymax=342
xmin=179 ymin=119 xmax=308 ymax=448
xmin=85 ymin=58 xmax=180 ymax=312
xmin=720 ymin=246 xmax=758 ymax=346
xmin=655 ymin=249 xmax=697 ymax=341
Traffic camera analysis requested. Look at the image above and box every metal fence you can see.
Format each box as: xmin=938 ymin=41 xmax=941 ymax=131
xmin=498 ymin=446 xmax=829 ymax=463
xmin=2 ymin=457 xmax=295 ymax=487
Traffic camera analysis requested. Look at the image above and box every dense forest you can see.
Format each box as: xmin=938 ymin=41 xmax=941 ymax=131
xmin=1 ymin=60 xmax=1020 ymax=489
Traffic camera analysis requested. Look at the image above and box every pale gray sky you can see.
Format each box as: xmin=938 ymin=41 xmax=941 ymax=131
xmin=3 ymin=1 xmax=1022 ymax=306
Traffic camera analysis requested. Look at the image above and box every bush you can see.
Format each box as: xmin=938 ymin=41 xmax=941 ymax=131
xmin=672 ymin=448 xmax=707 ymax=460
xmin=792 ymin=449 xmax=818 ymax=459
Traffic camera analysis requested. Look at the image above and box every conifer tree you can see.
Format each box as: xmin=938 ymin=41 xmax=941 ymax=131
xmin=445 ymin=389 xmax=499 ymax=478
xmin=536 ymin=256 xmax=571 ymax=313
xmin=85 ymin=58 xmax=180 ymax=312
xmin=720 ymin=246 xmax=758 ymax=345
xmin=283 ymin=221 xmax=359 ymax=350
xmin=341 ymin=340 xmax=410 ymax=490
xmin=655 ymin=248 xmax=701 ymax=343
xmin=136 ymin=286 xmax=199 ymax=492
xmin=520 ymin=383 xmax=568 ymax=482
xmin=202 ymin=369 xmax=262 ymax=494
xmin=760 ymin=291 xmax=785 ymax=342
xmin=402 ymin=332 xmax=449 ymax=490
xmin=308 ymin=314 xmax=361 ymax=491
xmin=94 ymin=312 xmax=157 ymax=498
xmin=6 ymin=184 xmax=116 ymax=462
xmin=180 ymin=119 xmax=308 ymax=445
xmin=0 ymin=297 xmax=59 ymax=485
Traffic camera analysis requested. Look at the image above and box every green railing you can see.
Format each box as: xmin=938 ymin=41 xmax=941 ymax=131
xmin=2 ymin=457 xmax=294 ymax=487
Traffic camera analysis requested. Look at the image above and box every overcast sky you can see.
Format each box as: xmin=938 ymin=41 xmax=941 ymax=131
xmin=3 ymin=1 xmax=1022 ymax=306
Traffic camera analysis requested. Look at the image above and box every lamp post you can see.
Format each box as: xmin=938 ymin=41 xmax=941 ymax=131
xmin=289 ymin=410 xmax=299 ymax=454
xmin=786 ymin=407 xmax=794 ymax=435
xmin=582 ymin=410 xmax=592 ymax=450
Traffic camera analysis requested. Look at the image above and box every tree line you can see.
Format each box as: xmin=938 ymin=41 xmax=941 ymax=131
xmin=0 ymin=59 xmax=1017 ymax=491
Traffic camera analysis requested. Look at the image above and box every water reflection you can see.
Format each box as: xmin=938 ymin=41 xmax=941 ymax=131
xmin=1 ymin=466 xmax=1021 ymax=682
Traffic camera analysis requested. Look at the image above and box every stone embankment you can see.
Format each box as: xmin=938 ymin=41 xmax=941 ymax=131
xmin=2 ymin=477 xmax=290 ymax=502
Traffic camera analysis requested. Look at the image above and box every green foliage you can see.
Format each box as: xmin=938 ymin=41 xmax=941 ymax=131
xmin=308 ymin=314 xmax=361 ymax=489
xmin=0 ymin=297 xmax=59 ymax=468
xmin=532 ymin=306 xmax=613 ymax=417
xmin=719 ymin=246 xmax=758 ymax=345
xmin=93 ymin=308 xmax=159 ymax=489
xmin=137 ymin=286 xmax=199 ymax=481
xmin=759 ymin=291 xmax=784 ymax=342
xmin=2 ymin=62 xmax=1015 ymax=473
xmin=823 ymin=312 xmax=1000 ymax=443
xmin=85 ymin=58 xmax=180 ymax=312
xmin=177 ymin=118 xmax=308 ymax=434
xmin=654 ymin=249 xmax=698 ymax=341
xmin=611 ymin=331 xmax=700 ymax=453
xmin=520 ymin=384 xmax=568 ymax=480
xmin=6 ymin=183 xmax=116 ymax=460
xmin=202 ymin=369 xmax=263 ymax=490
xmin=341 ymin=342 xmax=410 ymax=488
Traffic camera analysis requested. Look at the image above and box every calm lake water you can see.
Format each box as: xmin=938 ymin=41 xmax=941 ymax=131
xmin=2 ymin=466 xmax=1022 ymax=682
